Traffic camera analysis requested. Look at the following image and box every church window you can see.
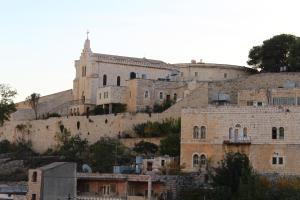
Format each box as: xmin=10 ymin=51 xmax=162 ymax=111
xmin=193 ymin=154 xmax=199 ymax=167
xmin=144 ymin=90 xmax=149 ymax=98
xmin=103 ymin=75 xmax=107 ymax=86
xmin=272 ymin=127 xmax=277 ymax=139
xmin=130 ymin=72 xmax=136 ymax=79
xmin=200 ymin=126 xmax=206 ymax=139
xmin=193 ymin=126 xmax=199 ymax=139
xmin=117 ymin=76 xmax=121 ymax=86
xmin=279 ymin=127 xmax=284 ymax=139
xmin=82 ymin=66 xmax=86 ymax=77
xmin=243 ymin=127 xmax=247 ymax=138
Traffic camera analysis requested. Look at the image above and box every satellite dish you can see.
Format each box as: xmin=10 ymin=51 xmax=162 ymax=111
xmin=82 ymin=164 xmax=92 ymax=173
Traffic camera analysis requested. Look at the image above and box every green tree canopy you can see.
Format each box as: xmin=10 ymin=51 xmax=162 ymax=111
xmin=133 ymin=141 xmax=159 ymax=156
xmin=0 ymin=84 xmax=17 ymax=126
xmin=247 ymin=34 xmax=300 ymax=72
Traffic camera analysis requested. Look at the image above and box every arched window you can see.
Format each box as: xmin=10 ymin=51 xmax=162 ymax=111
xmin=193 ymin=154 xmax=199 ymax=167
xmin=200 ymin=154 xmax=207 ymax=165
xmin=279 ymin=127 xmax=284 ymax=139
xmin=272 ymin=127 xmax=277 ymax=139
xmin=103 ymin=74 xmax=107 ymax=86
xmin=243 ymin=127 xmax=247 ymax=138
xmin=193 ymin=126 xmax=199 ymax=139
xmin=229 ymin=127 xmax=233 ymax=139
xmin=144 ymin=90 xmax=149 ymax=98
xmin=117 ymin=76 xmax=121 ymax=86
xmin=130 ymin=72 xmax=136 ymax=79
xmin=200 ymin=126 xmax=206 ymax=139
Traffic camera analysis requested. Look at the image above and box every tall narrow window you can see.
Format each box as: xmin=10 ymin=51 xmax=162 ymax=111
xmin=174 ymin=93 xmax=177 ymax=101
xmin=272 ymin=127 xmax=277 ymax=139
xmin=103 ymin=74 xmax=107 ymax=86
xmin=193 ymin=126 xmax=199 ymax=139
xmin=193 ymin=154 xmax=199 ymax=167
xmin=32 ymin=171 xmax=37 ymax=182
xmin=159 ymin=92 xmax=163 ymax=100
xmin=200 ymin=126 xmax=206 ymax=139
xmin=117 ymin=76 xmax=121 ymax=86
xmin=229 ymin=127 xmax=233 ymax=139
xmin=144 ymin=90 xmax=149 ymax=98
xmin=279 ymin=127 xmax=284 ymax=139
xmin=243 ymin=127 xmax=247 ymax=138
xmin=200 ymin=154 xmax=207 ymax=165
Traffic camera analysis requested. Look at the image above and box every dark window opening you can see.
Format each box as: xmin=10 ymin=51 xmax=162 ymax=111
xmin=103 ymin=74 xmax=107 ymax=86
xmin=32 ymin=171 xmax=37 ymax=182
xmin=278 ymin=157 xmax=283 ymax=164
xmin=272 ymin=127 xmax=277 ymax=139
xmin=130 ymin=72 xmax=136 ymax=79
xmin=77 ymin=121 xmax=80 ymax=130
xmin=31 ymin=194 xmax=36 ymax=200
xmin=117 ymin=76 xmax=121 ymax=86
xmin=279 ymin=127 xmax=284 ymax=139
xmin=272 ymin=157 xmax=277 ymax=164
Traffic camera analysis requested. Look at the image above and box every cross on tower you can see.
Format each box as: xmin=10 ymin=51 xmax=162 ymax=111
xmin=86 ymin=30 xmax=90 ymax=39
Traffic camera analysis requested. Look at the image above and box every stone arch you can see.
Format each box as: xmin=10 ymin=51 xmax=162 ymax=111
xmin=192 ymin=153 xmax=199 ymax=168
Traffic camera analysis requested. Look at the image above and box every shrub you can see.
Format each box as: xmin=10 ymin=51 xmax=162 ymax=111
xmin=133 ymin=141 xmax=159 ymax=156
xmin=0 ymin=139 xmax=13 ymax=154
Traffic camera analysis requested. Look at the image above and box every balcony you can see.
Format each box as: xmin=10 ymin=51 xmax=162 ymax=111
xmin=77 ymin=196 xmax=125 ymax=200
xmin=223 ymin=137 xmax=251 ymax=145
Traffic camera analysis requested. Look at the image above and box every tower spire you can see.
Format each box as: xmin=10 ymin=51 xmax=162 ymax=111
xmin=83 ymin=30 xmax=92 ymax=53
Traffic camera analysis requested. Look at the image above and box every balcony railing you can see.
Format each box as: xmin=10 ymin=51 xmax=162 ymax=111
xmin=77 ymin=196 xmax=126 ymax=200
xmin=223 ymin=137 xmax=251 ymax=145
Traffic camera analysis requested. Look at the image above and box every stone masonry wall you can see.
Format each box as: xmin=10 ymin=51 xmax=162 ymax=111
xmin=0 ymin=112 xmax=178 ymax=153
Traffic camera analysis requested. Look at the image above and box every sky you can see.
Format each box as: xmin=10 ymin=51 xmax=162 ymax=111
xmin=0 ymin=0 xmax=300 ymax=102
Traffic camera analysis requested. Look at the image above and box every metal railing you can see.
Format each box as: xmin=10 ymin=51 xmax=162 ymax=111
xmin=223 ymin=137 xmax=251 ymax=145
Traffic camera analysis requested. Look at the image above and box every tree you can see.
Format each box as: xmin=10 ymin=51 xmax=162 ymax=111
xmin=160 ymin=132 xmax=180 ymax=157
xmin=133 ymin=141 xmax=159 ymax=156
xmin=26 ymin=93 xmax=40 ymax=120
xmin=0 ymin=84 xmax=17 ymax=126
xmin=247 ymin=34 xmax=298 ymax=72
xmin=89 ymin=137 xmax=133 ymax=172
xmin=288 ymin=39 xmax=300 ymax=72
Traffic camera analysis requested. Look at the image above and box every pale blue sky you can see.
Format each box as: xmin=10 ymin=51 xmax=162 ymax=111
xmin=1 ymin=0 xmax=299 ymax=101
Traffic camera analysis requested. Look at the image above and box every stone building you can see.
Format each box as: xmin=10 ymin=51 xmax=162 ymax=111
xmin=180 ymin=106 xmax=300 ymax=175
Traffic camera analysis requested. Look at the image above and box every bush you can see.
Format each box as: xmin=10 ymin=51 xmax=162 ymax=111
xmin=112 ymin=103 xmax=126 ymax=114
xmin=0 ymin=139 xmax=13 ymax=154
xmin=133 ymin=118 xmax=180 ymax=138
xmin=91 ymin=105 xmax=105 ymax=115
xmin=45 ymin=112 xmax=61 ymax=119
xmin=153 ymin=99 xmax=174 ymax=113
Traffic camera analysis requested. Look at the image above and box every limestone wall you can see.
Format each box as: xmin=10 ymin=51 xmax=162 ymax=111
xmin=0 ymin=113 xmax=176 ymax=153
xmin=180 ymin=106 xmax=300 ymax=175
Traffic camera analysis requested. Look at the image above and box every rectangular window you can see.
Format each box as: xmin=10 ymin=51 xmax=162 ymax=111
xmin=32 ymin=194 xmax=36 ymax=200
xmin=195 ymin=72 xmax=198 ymax=77
xmin=161 ymin=160 xmax=165 ymax=167
xmin=273 ymin=97 xmax=295 ymax=105
xmin=257 ymin=102 xmax=263 ymax=106
xmin=278 ymin=157 xmax=283 ymax=165
xmin=99 ymin=93 xmax=101 ymax=99
xmin=272 ymin=157 xmax=277 ymax=165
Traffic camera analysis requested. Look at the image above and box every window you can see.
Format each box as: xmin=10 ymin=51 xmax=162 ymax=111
xmin=243 ymin=127 xmax=247 ymax=138
xmin=144 ymin=90 xmax=149 ymax=98
xmin=103 ymin=74 xmax=107 ymax=86
xmin=200 ymin=154 xmax=207 ymax=165
xmin=272 ymin=157 xmax=277 ymax=164
xmin=32 ymin=171 xmax=37 ymax=182
xmin=257 ymin=102 xmax=263 ymax=106
xmin=174 ymin=93 xmax=177 ymax=101
xmin=82 ymin=66 xmax=86 ymax=77
xmin=195 ymin=72 xmax=198 ymax=77
xmin=159 ymin=92 xmax=163 ymax=100
xmin=181 ymin=72 xmax=183 ymax=77
xmin=142 ymin=74 xmax=147 ymax=79
xmin=99 ymin=93 xmax=101 ymax=99
xmin=117 ymin=76 xmax=121 ymax=86
xmin=193 ymin=126 xmax=199 ymax=139
xmin=278 ymin=157 xmax=283 ymax=165
xmin=161 ymin=160 xmax=165 ymax=167
xmin=200 ymin=126 xmax=206 ymax=139
xmin=224 ymin=73 xmax=227 ymax=78
xmin=193 ymin=154 xmax=199 ymax=167
xmin=272 ymin=127 xmax=277 ymax=139
xmin=273 ymin=97 xmax=295 ymax=105
xmin=130 ymin=72 xmax=136 ymax=79
xmin=279 ymin=127 xmax=284 ymax=139
xmin=31 ymin=194 xmax=36 ymax=200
